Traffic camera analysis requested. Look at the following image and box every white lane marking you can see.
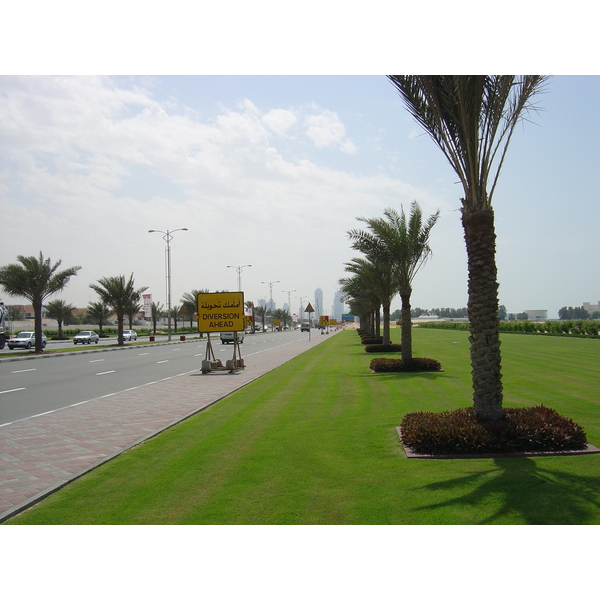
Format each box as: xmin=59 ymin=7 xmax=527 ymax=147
xmin=157 ymin=360 xmax=169 ymax=364
xmin=96 ymin=370 xmax=116 ymax=375
xmin=89 ymin=359 xmax=105 ymax=363
xmin=72 ymin=400 xmax=90 ymax=406
xmin=172 ymin=348 xmax=180 ymax=352
xmin=139 ymin=352 xmax=150 ymax=356
xmin=0 ymin=387 xmax=26 ymax=394
xmin=11 ymin=368 xmax=36 ymax=373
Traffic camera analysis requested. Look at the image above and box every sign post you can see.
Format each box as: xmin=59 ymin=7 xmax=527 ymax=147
xmin=304 ymin=302 xmax=315 ymax=341
xmin=197 ymin=291 xmax=245 ymax=373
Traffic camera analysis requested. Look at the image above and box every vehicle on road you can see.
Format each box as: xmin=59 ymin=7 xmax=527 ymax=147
xmin=0 ymin=302 xmax=7 ymax=349
xmin=300 ymin=323 xmax=310 ymax=332
xmin=220 ymin=331 xmax=245 ymax=344
xmin=123 ymin=330 xmax=138 ymax=341
xmin=73 ymin=331 xmax=100 ymax=345
xmin=7 ymin=331 xmax=47 ymax=350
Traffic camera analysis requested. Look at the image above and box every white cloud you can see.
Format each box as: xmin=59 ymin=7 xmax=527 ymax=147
xmin=262 ymin=108 xmax=298 ymax=136
xmin=303 ymin=109 xmax=357 ymax=154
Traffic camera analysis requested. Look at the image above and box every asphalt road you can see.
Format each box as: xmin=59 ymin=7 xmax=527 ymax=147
xmin=0 ymin=330 xmax=311 ymax=426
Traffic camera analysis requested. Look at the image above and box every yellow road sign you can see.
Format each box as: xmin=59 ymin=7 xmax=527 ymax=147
xmin=197 ymin=292 xmax=245 ymax=333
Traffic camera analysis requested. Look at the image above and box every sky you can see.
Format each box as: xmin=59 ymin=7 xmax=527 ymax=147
xmin=1 ymin=6 xmax=598 ymax=321
xmin=2 ymin=74 xmax=598 ymax=319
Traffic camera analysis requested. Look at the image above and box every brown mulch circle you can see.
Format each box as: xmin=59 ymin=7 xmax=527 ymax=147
xmin=395 ymin=427 xmax=600 ymax=459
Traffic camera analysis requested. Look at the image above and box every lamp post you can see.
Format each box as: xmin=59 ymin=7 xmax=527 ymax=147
xmin=296 ymin=295 xmax=306 ymax=323
xmin=282 ymin=289 xmax=296 ymax=329
xmin=148 ymin=228 xmax=188 ymax=341
xmin=261 ymin=280 xmax=279 ymax=311
xmin=227 ymin=264 xmax=252 ymax=292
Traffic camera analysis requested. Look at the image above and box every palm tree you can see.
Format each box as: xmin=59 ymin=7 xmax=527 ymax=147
xmin=254 ymin=305 xmax=270 ymax=332
xmin=169 ymin=305 xmax=182 ymax=333
xmin=87 ymin=300 xmax=111 ymax=337
xmin=181 ymin=289 xmax=208 ymax=328
xmin=348 ymin=202 xmax=439 ymax=361
xmin=343 ymin=257 xmax=396 ymax=345
xmin=44 ymin=298 xmax=75 ymax=339
xmin=388 ymin=75 xmax=548 ymax=420
xmin=150 ymin=301 xmax=165 ymax=335
xmin=339 ymin=275 xmax=380 ymax=337
xmin=0 ymin=252 xmax=81 ymax=352
xmin=245 ymin=301 xmax=255 ymax=333
xmin=271 ymin=308 xmax=292 ymax=330
xmin=90 ymin=273 xmax=139 ymax=346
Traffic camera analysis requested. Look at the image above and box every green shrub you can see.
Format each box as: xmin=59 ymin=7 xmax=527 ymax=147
xmin=370 ymin=357 xmax=442 ymax=372
xmin=400 ymin=405 xmax=587 ymax=455
xmin=365 ymin=344 xmax=402 ymax=353
xmin=361 ymin=337 xmax=383 ymax=345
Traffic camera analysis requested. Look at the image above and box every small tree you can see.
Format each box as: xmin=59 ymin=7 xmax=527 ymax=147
xmin=348 ymin=202 xmax=439 ymax=361
xmin=90 ymin=273 xmax=139 ymax=346
xmin=150 ymin=301 xmax=165 ymax=335
xmin=0 ymin=252 xmax=81 ymax=352
xmin=44 ymin=298 xmax=75 ymax=339
xmin=87 ymin=300 xmax=111 ymax=337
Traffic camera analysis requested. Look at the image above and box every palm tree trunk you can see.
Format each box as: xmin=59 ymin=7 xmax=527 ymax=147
xmin=34 ymin=298 xmax=44 ymax=353
xmin=382 ymin=301 xmax=391 ymax=345
xmin=462 ymin=208 xmax=503 ymax=420
xmin=400 ymin=291 xmax=412 ymax=361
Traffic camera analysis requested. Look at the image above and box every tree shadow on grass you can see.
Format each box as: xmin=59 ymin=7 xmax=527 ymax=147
xmin=412 ymin=457 xmax=600 ymax=524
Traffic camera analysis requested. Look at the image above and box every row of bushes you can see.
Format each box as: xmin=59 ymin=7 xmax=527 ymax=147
xmin=418 ymin=319 xmax=600 ymax=337
xmin=355 ymin=329 xmax=440 ymax=372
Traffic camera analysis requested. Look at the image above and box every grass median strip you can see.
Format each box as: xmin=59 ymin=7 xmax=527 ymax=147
xmin=6 ymin=328 xmax=600 ymax=525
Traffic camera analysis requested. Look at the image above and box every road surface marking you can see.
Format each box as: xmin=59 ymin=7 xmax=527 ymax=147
xmin=11 ymin=368 xmax=36 ymax=373
xmin=0 ymin=387 xmax=26 ymax=394
xmin=157 ymin=360 xmax=169 ymax=364
xmin=96 ymin=370 xmax=116 ymax=375
xmin=89 ymin=359 xmax=105 ymax=363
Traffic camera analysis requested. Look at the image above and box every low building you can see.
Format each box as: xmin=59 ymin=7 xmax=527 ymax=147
xmin=524 ymin=310 xmax=548 ymax=321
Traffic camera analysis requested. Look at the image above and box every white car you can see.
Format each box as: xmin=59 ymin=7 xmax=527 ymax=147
xmin=73 ymin=331 xmax=100 ymax=344
xmin=123 ymin=330 xmax=138 ymax=341
xmin=8 ymin=331 xmax=47 ymax=350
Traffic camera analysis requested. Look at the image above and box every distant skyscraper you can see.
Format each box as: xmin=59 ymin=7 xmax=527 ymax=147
xmin=332 ymin=290 xmax=344 ymax=321
xmin=314 ymin=287 xmax=324 ymax=319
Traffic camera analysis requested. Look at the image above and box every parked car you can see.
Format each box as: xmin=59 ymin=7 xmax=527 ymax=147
xmin=73 ymin=331 xmax=99 ymax=345
xmin=123 ymin=330 xmax=138 ymax=341
xmin=220 ymin=331 xmax=245 ymax=344
xmin=7 ymin=331 xmax=47 ymax=350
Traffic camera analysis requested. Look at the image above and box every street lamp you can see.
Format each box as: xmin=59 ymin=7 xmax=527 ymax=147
xmin=227 ymin=264 xmax=252 ymax=292
xmin=261 ymin=280 xmax=280 ymax=312
xmin=282 ymin=289 xmax=296 ymax=328
xmin=148 ymin=228 xmax=188 ymax=341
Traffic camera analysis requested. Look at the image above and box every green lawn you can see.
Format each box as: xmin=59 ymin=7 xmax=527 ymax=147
xmin=7 ymin=328 xmax=600 ymax=525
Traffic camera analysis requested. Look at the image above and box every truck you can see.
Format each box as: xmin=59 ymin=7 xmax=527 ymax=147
xmin=220 ymin=331 xmax=245 ymax=344
xmin=0 ymin=303 xmax=8 ymax=349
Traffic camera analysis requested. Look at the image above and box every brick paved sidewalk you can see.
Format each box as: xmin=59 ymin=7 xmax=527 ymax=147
xmin=0 ymin=332 xmax=336 ymax=522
